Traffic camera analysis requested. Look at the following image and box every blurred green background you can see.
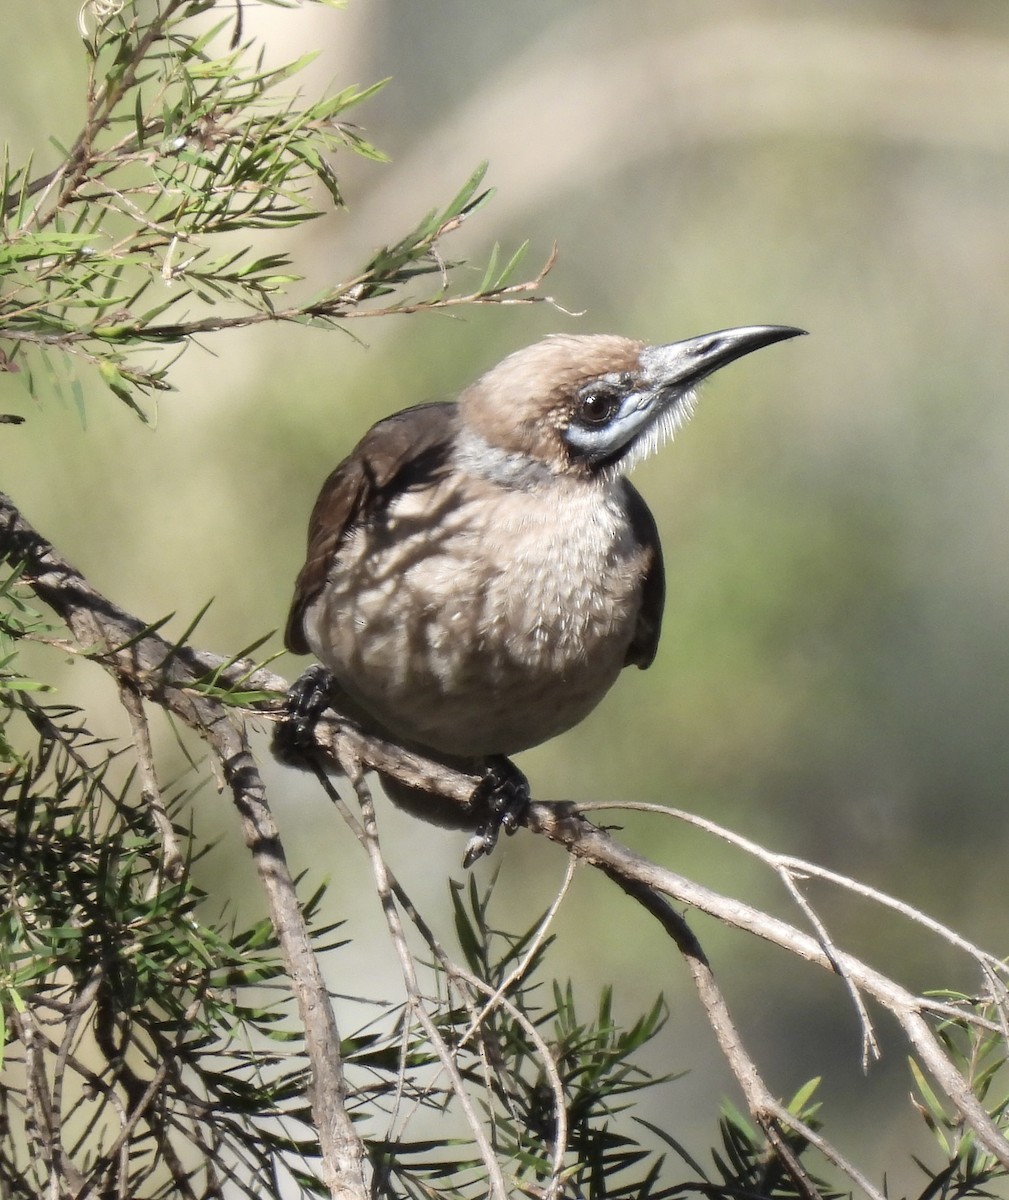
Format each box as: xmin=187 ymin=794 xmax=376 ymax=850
xmin=4 ymin=0 xmax=1009 ymax=1184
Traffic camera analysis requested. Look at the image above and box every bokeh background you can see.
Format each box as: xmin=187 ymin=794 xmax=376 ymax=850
xmin=4 ymin=0 xmax=1009 ymax=1186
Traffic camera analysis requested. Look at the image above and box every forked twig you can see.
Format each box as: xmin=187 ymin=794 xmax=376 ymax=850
xmin=579 ymin=801 xmax=1009 ymax=977
xmin=602 ymin=867 xmax=886 ymax=1200
xmin=117 ymin=678 xmax=185 ymax=885
xmin=531 ymin=803 xmax=1009 ymax=1172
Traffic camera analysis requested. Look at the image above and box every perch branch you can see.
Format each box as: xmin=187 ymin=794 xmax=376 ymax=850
xmin=5 ymin=487 xmax=1009 ymax=1185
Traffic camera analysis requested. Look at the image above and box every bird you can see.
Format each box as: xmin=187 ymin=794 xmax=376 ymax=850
xmin=277 ymin=325 xmax=804 ymax=863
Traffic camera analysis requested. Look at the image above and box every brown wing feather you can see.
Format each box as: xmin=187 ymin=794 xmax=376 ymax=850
xmin=284 ymin=402 xmax=459 ymax=654
xmin=621 ymin=478 xmax=665 ymax=669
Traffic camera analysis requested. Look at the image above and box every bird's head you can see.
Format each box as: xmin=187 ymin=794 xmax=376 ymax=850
xmin=458 ymin=326 xmax=805 ymax=480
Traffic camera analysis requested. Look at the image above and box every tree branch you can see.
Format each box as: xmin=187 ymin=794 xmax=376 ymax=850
xmin=0 ymin=490 xmax=367 ymax=1200
xmin=4 ymin=485 xmax=1009 ymax=1189
xmin=602 ymin=869 xmax=884 ymax=1200
xmin=529 ymin=805 xmax=1009 ymax=1171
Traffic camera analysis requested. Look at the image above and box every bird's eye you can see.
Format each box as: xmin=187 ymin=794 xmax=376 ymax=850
xmin=576 ymin=389 xmax=619 ymax=427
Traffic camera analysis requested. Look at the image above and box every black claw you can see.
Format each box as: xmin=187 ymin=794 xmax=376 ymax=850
xmin=272 ymin=664 xmax=335 ymax=766
xmin=462 ymin=756 xmax=530 ymax=866
xmin=462 ymin=827 xmax=495 ymax=869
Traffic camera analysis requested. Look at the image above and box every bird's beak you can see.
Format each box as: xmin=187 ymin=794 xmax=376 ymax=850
xmin=564 ymin=324 xmax=806 ymax=473
xmin=639 ymin=325 xmax=807 ymax=395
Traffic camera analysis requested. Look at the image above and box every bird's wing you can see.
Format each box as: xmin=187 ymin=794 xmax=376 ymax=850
xmin=285 ymin=402 xmax=459 ymax=654
xmin=621 ymin=478 xmax=665 ymax=669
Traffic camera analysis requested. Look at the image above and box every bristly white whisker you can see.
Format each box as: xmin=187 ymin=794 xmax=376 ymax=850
xmin=607 ymin=387 xmax=699 ymax=477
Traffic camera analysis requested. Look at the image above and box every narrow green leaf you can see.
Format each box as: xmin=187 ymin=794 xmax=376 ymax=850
xmin=787 ymin=1075 xmax=822 ymax=1116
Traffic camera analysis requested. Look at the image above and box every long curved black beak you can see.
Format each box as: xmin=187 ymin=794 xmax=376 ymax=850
xmin=639 ymin=325 xmax=807 ymax=392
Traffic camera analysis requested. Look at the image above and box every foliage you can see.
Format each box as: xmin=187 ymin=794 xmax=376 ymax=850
xmin=907 ymin=993 xmax=1009 ymax=1200
xmin=648 ymin=1084 xmax=847 ymax=1200
xmin=0 ymin=685 xmax=335 ymax=1197
xmin=0 ymin=668 xmax=825 ymax=1200
xmin=0 ymin=0 xmax=544 ymax=420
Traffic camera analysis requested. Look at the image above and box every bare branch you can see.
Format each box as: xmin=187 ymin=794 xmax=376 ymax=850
xmin=117 ymin=678 xmax=185 ymax=885
xmin=773 ymin=866 xmax=881 ymax=1070
xmin=601 ymin=869 xmax=884 ymax=1200
xmin=0 ymin=490 xmax=367 ymax=1200
xmin=579 ymin=801 xmax=1009 ymax=980
xmin=530 ymin=804 xmax=1009 ymax=1171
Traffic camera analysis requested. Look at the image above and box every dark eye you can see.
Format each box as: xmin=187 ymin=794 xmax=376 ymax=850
xmin=576 ymin=389 xmax=619 ymax=427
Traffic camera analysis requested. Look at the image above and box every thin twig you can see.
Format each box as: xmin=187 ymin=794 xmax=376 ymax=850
xmin=602 ymin=869 xmax=885 ymax=1200
xmin=460 ymin=856 xmax=577 ymax=1054
xmin=579 ymin=801 xmax=1008 ymax=977
xmin=14 ymin=1006 xmax=52 ymax=1198
xmin=344 ymin=760 xmax=511 ymax=1200
xmin=49 ymin=970 xmax=103 ymax=1179
xmin=6 ymin=244 xmax=558 ymax=352
xmin=117 ymin=678 xmax=185 ymax=884
xmin=774 ymin=867 xmax=880 ymax=1070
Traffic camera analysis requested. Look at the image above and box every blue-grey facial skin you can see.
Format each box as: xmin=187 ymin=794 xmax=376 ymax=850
xmin=564 ymin=325 xmax=805 ymax=469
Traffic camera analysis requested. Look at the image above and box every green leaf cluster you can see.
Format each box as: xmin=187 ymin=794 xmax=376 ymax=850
xmin=643 ymin=1081 xmax=845 ymax=1200
xmin=0 ymin=686 xmax=345 ymax=1197
xmin=908 ymin=993 xmax=1009 ymax=1199
xmin=1 ymin=0 xmax=382 ymax=413
xmin=0 ymin=1 xmax=544 ymax=418
xmin=0 ymin=564 xmax=55 ymax=765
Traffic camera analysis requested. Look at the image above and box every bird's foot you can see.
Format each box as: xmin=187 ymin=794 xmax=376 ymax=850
xmin=462 ymin=756 xmax=530 ymax=868
xmin=272 ymin=664 xmax=335 ymax=766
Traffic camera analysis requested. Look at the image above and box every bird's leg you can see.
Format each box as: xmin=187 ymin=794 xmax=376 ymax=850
xmin=275 ymin=674 xmax=529 ymax=865
xmin=462 ymin=755 xmax=530 ymax=867
xmin=272 ymin=664 xmax=336 ymax=766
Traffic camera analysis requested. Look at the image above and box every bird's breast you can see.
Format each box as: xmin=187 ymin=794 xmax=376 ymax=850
xmin=303 ymin=474 xmax=650 ymax=757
